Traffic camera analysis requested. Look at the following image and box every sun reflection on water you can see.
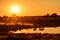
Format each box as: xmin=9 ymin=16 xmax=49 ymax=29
xmin=10 ymin=27 xmax=60 ymax=34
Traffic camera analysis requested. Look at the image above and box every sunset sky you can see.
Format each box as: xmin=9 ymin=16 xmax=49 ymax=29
xmin=0 ymin=0 xmax=60 ymax=33
xmin=0 ymin=0 xmax=60 ymax=16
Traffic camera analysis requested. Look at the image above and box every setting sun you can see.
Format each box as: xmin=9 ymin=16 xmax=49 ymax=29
xmin=11 ymin=6 xmax=20 ymax=14
xmin=12 ymin=7 xmax=19 ymax=12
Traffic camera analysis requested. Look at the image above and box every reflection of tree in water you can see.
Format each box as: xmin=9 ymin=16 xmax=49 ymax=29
xmin=4 ymin=35 xmax=28 ymax=40
xmin=0 ymin=13 xmax=60 ymax=33
xmin=3 ymin=33 xmax=60 ymax=40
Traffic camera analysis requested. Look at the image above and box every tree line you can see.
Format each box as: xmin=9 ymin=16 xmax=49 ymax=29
xmin=0 ymin=13 xmax=59 ymax=23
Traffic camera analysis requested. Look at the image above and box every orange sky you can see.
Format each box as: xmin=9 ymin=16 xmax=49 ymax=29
xmin=0 ymin=0 xmax=60 ymax=16
xmin=0 ymin=0 xmax=60 ymax=33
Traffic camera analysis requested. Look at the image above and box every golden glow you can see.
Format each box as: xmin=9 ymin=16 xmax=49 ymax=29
xmin=12 ymin=7 xmax=19 ymax=12
xmin=10 ymin=27 xmax=60 ymax=34
xmin=10 ymin=6 xmax=21 ymax=14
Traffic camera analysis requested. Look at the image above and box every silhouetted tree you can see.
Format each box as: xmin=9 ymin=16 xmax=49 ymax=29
xmin=2 ymin=16 xmax=8 ymax=24
xmin=0 ymin=16 xmax=3 ymax=23
xmin=51 ymin=13 xmax=58 ymax=17
xmin=46 ymin=14 xmax=49 ymax=16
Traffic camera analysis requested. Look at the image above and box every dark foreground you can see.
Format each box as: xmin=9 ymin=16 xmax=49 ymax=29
xmin=0 ymin=32 xmax=60 ymax=40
